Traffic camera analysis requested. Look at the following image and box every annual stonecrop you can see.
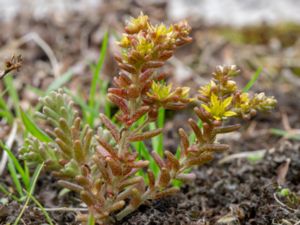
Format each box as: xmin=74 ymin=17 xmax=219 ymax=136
xmin=20 ymin=14 xmax=276 ymax=224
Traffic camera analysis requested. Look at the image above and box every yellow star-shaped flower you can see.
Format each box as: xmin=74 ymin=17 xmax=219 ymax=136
xmin=201 ymin=93 xmax=236 ymax=120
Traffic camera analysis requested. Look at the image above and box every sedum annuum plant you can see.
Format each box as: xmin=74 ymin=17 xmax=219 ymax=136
xmin=20 ymin=13 xmax=276 ymax=224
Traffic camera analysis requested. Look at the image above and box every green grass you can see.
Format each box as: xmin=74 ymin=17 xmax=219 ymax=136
xmin=150 ymin=108 xmax=165 ymax=158
xmin=0 ymin=74 xmax=55 ymax=224
xmin=270 ymin=128 xmax=300 ymax=141
xmin=88 ymin=31 xmax=109 ymax=127
xmin=46 ymin=70 xmax=74 ymax=93
xmin=4 ymin=75 xmax=21 ymax=118
xmin=0 ymin=32 xmax=109 ymax=225
xmin=1 ymin=142 xmax=30 ymax=199
xmin=87 ymin=213 xmax=95 ymax=225
xmin=243 ymin=67 xmax=263 ymax=92
xmin=0 ymin=143 xmax=54 ymax=225
xmin=13 ymin=163 xmax=45 ymax=225
xmin=62 ymin=31 xmax=110 ymax=127
xmin=0 ymin=90 xmax=14 ymax=124
xmin=20 ymin=107 xmax=52 ymax=142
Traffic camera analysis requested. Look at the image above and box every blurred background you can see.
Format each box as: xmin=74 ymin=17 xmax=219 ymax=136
xmin=0 ymin=0 xmax=300 ymax=133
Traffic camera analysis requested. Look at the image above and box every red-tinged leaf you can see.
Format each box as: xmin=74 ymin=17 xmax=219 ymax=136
xmin=129 ymin=188 xmax=142 ymax=208
xmin=107 ymin=201 xmax=126 ymax=213
xmin=151 ymin=151 xmax=165 ymax=169
xmin=147 ymin=170 xmax=155 ymax=190
xmin=178 ymin=128 xmax=189 ymax=155
xmin=58 ymin=180 xmax=84 ymax=192
xmin=108 ymin=94 xmax=129 ymax=114
xmin=119 ymin=177 xmax=143 ymax=189
xmin=154 ymin=187 xmax=179 ymax=199
xmin=118 ymin=62 xmax=136 ymax=73
xmin=99 ymin=113 xmax=120 ymax=141
xmin=128 ymin=106 xmax=150 ymax=124
xmin=155 ymin=72 xmax=168 ymax=81
xmin=199 ymin=143 xmax=229 ymax=153
xmin=165 ymin=103 xmax=186 ymax=110
xmin=186 ymin=152 xmax=213 ymax=167
xmin=158 ymin=167 xmax=170 ymax=188
xmin=96 ymin=136 xmax=118 ymax=159
xmin=143 ymin=61 xmax=164 ymax=69
xmin=106 ymin=157 xmax=122 ymax=176
xmin=75 ymin=175 xmax=90 ymax=187
xmin=127 ymin=160 xmax=149 ymax=168
xmin=277 ymin=159 xmax=290 ymax=186
xmin=165 ymin=151 xmax=180 ymax=171
xmin=176 ymin=173 xmax=196 ymax=183
xmin=114 ymin=54 xmax=123 ymax=63
xmin=213 ymin=124 xmax=241 ymax=134
xmin=128 ymin=128 xmax=162 ymax=142
xmin=118 ymin=71 xmax=132 ymax=85
xmin=188 ymin=118 xmax=204 ymax=142
xmin=93 ymin=155 xmax=110 ymax=182
xmin=80 ymin=191 xmax=96 ymax=206
xmin=139 ymin=69 xmax=154 ymax=82
xmin=127 ymin=85 xmax=140 ymax=98
xmin=108 ymin=88 xmax=128 ymax=98
xmin=159 ymin=50 xmax=173 ymax=60
xmin=194 ymin=107 xmax=212 ymax=124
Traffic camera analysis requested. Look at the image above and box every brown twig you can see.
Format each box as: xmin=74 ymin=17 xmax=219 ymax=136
xmin=0 ymin=55 xmax=22 ymax=79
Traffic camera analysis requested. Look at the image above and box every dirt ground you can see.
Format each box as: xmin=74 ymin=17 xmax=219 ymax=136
xmin=0 ymin=1 xmax=300 ymax=224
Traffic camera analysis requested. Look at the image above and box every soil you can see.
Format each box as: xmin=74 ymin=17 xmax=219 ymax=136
xmin=1 ymin=1 xmax=300 ymax=225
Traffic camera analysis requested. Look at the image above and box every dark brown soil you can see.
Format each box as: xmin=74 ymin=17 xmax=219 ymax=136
xmin=120 ymin=141 xmax=300 ymax=225
xmin=2 ymin=131 xmax=299 ymax=225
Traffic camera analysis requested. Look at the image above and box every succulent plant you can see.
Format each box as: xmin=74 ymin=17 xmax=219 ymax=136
xmin=20 ymin=13 xmax=276 ymax=224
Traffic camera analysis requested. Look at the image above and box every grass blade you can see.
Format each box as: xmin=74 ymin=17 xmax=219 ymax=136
xmin=4 ymin=75 xmax=20 ymax=117
xmin=29 ymin=194 xmax=54 ymax=225
xmin=13 ymin=163 xmax=44 ymax=225
xmin=0 ymin=183 xmax=19 ymax=201
xmin=88 ymin=31 xmax=109 ymax=126
xmin=243 ymin=67 xmax=263 ymax=92
xmin=46 ymin=70 xmax=74 ymax=93
xmin=20 ymin=108 xmax=52 ymax=142
xmin=7 ymin=159 xmax=24 ymax=198
xmin=270 ymin=128 xmax=300 ymax=141
xmin=1 ymin=143 xmax=30 ymax=191
xmin=87 ymin=213 xmax=95 ymax=225
xmin=0 ymin=93 xmax=14 ymax=124
xmin=150 ymin=108 xmax=165 ymax=157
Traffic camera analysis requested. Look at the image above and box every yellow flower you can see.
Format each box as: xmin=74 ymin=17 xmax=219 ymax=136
xmin=147 ymin=81 xmax=174 ymax=101
xmin=201 ymin=93 xmax=237 ymax=120
xmin=250 ymin=93 xmax=277 ymax=111
xmin=119 ymin=35 xmax=130 ymax=48
xmin=135 ymin=36 xmax=154 ymax=56
xmin=237 ymin=92 xmax=251 ymax=112
xmin=125 ymin=12 xmax=149 ymax=34
xmin=147 ymin=81 xmax=192 ymax=103
xmin=198 ymin=81 xmax=216 ymax=97
xmin=151 ymin=24 xmax=174 ymax=41
xmin=223 ymin=80 xmax=237 ymax=93
xmin=176 ymin=87 xmax=190 ymax=99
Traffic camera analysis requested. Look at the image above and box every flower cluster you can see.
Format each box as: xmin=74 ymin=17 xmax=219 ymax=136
xmin=198 ymin=65 xmax=276 ymax=120
xmin=111 ymin=12 xmax=192 ymax=126
xmin=146 ymin=81 xmax=192 ymax=110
